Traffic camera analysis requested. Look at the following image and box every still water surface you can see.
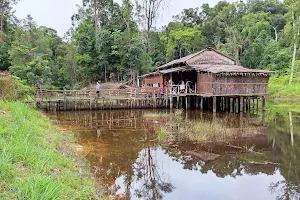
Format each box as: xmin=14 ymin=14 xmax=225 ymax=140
xmin=48 ymin=104 xmax=300 ymax=200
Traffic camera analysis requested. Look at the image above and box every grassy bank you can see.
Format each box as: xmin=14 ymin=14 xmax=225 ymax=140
xmin=0 ymin=101 xmax=96 ymax=199
xmin=268 ymin=76 xmax=300 ymax=99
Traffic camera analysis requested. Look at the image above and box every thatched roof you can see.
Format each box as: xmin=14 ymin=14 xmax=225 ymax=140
xmin=158 ymin=47 xmax=234 ymax=70
xmin=160 ymin=67 xmax=187 ymax=74
xmin=142 ymin=64 xmax=272 ymax=78
xmin=141 ymin=48 xmax=272 ymax=78
xmin=191 ymin=65 xmax=272 ymax=76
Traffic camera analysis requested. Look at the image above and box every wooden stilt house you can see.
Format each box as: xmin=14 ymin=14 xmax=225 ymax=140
xmin=141 ymin=48 xmax=271 ymax=96
xmin=140 ymin=48 xmax=272 ymax=112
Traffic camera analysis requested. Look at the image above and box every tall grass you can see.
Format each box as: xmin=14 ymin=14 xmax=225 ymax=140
xmin=0 ymin=101 xmax=96 ymax=199
xmin=157 ymin=113 xmax=256 ymax=144
xmin=268 ymin=76 xmax=300 ymax=97
xmin=158 ymin=127 xmax=167 ymax=141
xmin=144 ymin=112 xmax=169 ymax=119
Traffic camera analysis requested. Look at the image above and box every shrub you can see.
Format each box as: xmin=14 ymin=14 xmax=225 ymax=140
xmin=0 ymin=73 xmax=34 ymax=101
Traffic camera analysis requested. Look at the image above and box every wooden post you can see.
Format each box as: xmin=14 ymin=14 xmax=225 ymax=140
xmin=233 ymin=98 xmax=236 ymax=113
xmin=240 ymin=96 xmax=244 ymax=113
xmin=229 ymin=98 xmax=233 ymax=113
xmin=89 ymin=91 xmax=92 ymax=110
xmin=166 ymin=92 xmax=168 ymax=109
xmin=213 ymin=96 xmax=217 ymax=113
xmin=63 ymin=89 xmax=67 ymax=111
xmin=246 ymin=97 xmax=249 ymax=113
xmin=225 ymin=97 xmax=230 ymax=112
xmin=248 ymin=97 xmax=251 ymax=112
xmin=252 ymin=98 xmax=255 ymax=114
xmin=75 ymin=91 xmax=77 ymax=111
xmin=200 ymin=96 xmax=203 ymax=111
xmin=262 ymin=96 xmax=266 ymax=111
xmin=185 ymin=96 xmax=188 ymax=110
xmin=256 ymin=97 xmax=259 ymax=114
xmin=170 ymin=86 xmax=173 ymax=109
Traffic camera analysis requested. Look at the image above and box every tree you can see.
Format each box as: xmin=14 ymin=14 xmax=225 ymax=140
xmin=140 ymin=0 xmax=165 ymax=41
xmin=0 ymin=0 xmax=18 ymax=42
xmin=287 ymin=0 xmax=300 ymax=85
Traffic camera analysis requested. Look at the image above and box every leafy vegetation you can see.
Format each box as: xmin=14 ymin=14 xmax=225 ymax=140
xmin=0 ymin=0 xmax=299 ymax=94
xmin=152 ymin=112 xmax=257 ymax=144
xmin=0 ymin=101 xmax=97 ymax=199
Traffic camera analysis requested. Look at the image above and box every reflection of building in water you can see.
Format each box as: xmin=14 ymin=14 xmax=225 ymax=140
xmin=47 ymin=109 xmax=300 ymax=200
xmin=52 ymin=110 xmax=172 ymax=199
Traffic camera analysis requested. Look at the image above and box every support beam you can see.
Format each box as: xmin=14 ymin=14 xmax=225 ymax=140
xmin=240 ymin=96 xmax=244 ymax=113
xmin=262 ymin=96 xmax=266 ymax=112
xmin=213 ymin=96 xmax=217 ymax=113
xmin=200 ymin=97 xmax=203 ymax=111
xmin=225 ymin=97 xmax=229 ymax=112
xmin=185 ymin=96 xmax=188 ymax=110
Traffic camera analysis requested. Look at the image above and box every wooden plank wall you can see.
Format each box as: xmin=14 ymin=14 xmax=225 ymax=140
xmin=213 ymin=75 xmax=269 ymax=95
xmin=143 ymin=75 xmax=163 ymax=88
xmin=197 ymin=73 xmax=213 ymax=95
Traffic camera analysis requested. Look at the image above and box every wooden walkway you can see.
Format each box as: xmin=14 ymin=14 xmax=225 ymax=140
xmin=36 ymin=88 xmax=168 ymax=111
xmin=36 ymin=86 xmax=266 ymax=113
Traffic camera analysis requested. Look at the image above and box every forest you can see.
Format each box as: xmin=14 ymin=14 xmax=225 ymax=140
xmin=0 ymin=0 xmax=299 ymax=94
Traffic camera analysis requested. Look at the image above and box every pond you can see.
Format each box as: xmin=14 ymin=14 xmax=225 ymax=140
xmin=47 ymin=102 xmax=300 ymax=200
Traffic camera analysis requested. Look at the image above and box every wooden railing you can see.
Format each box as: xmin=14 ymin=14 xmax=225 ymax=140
xmin=169 ymin=82 xmax=197 ymax=95
xmin=36 ymin=88 xmax=164 ymax=102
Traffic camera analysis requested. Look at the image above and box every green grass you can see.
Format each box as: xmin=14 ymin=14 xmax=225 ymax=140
xmin=268 ymin=76 xmax=300 ymax=98
xmin=157 ymin=114 xmax=257 ymax=144
xmin=144 ymin=112 xmax=169 ymax=119
xmin=0 ymin=101 xmax=97 ymax=199
xmin=158 ymin=127 xmax=167 ymax=141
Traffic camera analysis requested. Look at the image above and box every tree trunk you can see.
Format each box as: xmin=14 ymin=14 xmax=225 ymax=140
xmin=289 ymin=8 xmax=298 ymax=86
xmin=105 ymin=65 xmax=107 ymax=82
xmin=290 ymin=42 xmax=297 ymax=86
xmin=0 ymin=7 xmax=3 ymax=45
xmin=233 ymin=31 xmax=241 ymax=65
xmin=94 ymin=0 xmax=99 ymax=32
xmin=272 ymin=26 xmax=278 ymax=42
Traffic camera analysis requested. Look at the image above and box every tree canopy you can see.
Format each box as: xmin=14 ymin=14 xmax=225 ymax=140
xmin=0 ymin=0 xmax=299 ymax=89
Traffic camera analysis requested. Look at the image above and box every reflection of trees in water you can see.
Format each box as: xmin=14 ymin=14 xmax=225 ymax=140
xmin=64 ymin=110 xmax=173 ymax=199
xmin=164 ymin=148 xmax=277 ymax=178
xmin=133 ymin=147 xmax=174 ymax=200
xmin=267 ymin=110 xmax=300 ymax=200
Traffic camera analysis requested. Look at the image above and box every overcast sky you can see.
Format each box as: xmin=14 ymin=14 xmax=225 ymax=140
xmin=14 ymin=0 xmax=234 ymax=37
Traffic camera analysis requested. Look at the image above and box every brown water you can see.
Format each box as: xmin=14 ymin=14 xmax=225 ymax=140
xmin=48 ymin=104 xmax=300 ymax=200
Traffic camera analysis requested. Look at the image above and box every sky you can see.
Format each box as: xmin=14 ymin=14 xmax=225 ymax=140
xmin=14 ymin=0 xmax=234 ymax=37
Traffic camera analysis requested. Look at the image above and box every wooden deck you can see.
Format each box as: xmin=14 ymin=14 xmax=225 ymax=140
xmin=36 ymin=88 xmax=168 ymax=111
xmin=36 ymin=86 xmax=266 ymax=113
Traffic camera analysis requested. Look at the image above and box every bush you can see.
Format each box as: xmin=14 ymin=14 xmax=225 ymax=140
xmin=0 ymin=73 xmax=34 ymax=101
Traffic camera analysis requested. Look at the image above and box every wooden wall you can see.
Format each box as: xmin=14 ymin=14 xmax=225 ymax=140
xmin=197 ymin=72 xmax=270 ymax=96
xmin=143 ymin=74 xmax=164 ymax=88
xmin=197 ymin=73 xmax=213 ymax=95
xmin=213 ymin=75 xmax=269 ymax=95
